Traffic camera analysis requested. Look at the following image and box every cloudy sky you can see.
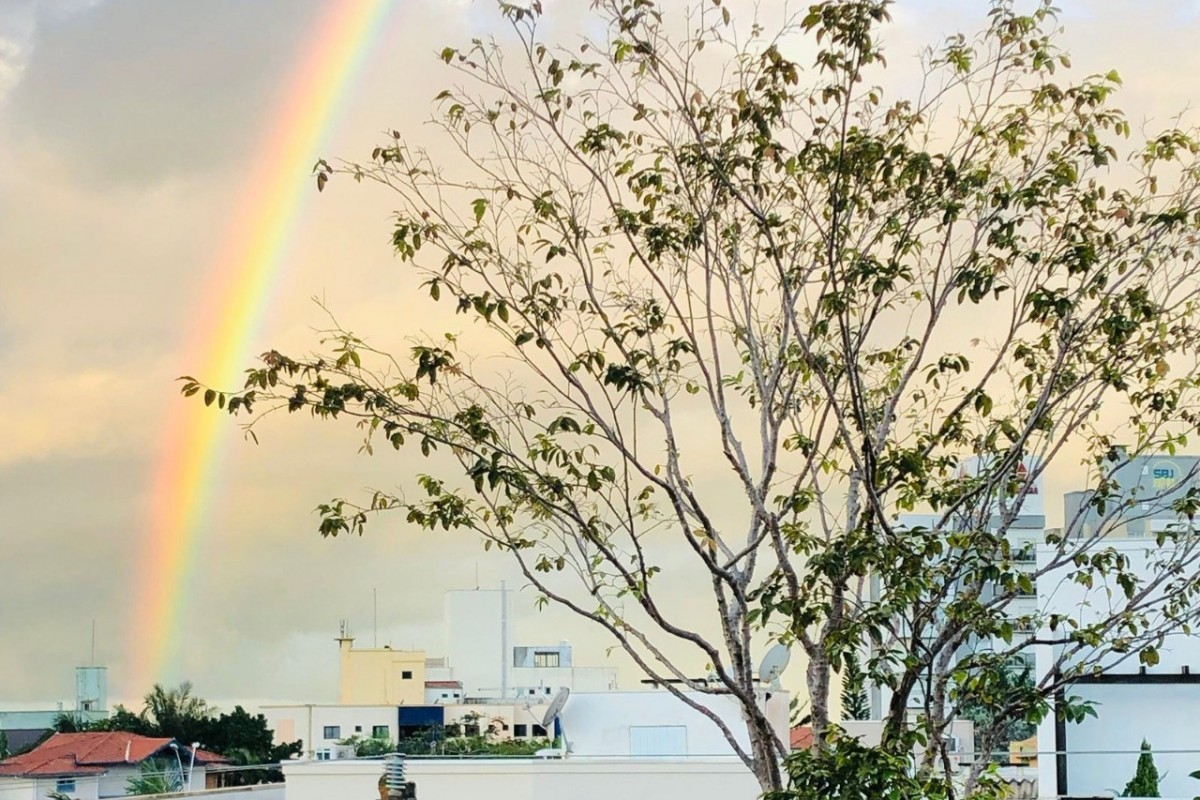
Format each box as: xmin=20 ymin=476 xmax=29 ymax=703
xmin=1 ymin=0 xmax=1199 ymax=711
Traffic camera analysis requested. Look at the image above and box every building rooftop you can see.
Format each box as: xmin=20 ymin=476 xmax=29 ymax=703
xmin=0 ymin=732 xmax=227 ymax=778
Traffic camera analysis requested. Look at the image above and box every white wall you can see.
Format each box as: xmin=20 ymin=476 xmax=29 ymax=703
xmin=282 ymin=756 xmax=763 ymax=800
xmin=560 ymin=690 xmax=790 ymax=758
xmin=446 ymin=590 xmax=510 ymax=697
xmin=1035 ymin=683 xmax=1200 ymax=800
xmin=1035 ymin=540 xmax=1200 ymax=799
xmin=0 ymin=775 xmax=100 ymax=800
xmin=510 ymin=666 xmax=619 ymax=695
xmin=261 ymin=705 xmax=400 ymax=753
xmin=127 ymin=785 xmax=284 ymax=800
xmin=840 ymin=720 xmax=976 ymax=767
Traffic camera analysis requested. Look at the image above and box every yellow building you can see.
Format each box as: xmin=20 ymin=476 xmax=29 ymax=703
xmin=338 ymin=631 xmax=426 ymax=706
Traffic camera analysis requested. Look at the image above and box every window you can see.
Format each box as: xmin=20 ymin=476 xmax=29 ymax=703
xmin=401 ymin=670 xmax=413 ymax=679
xmin=533 ymin=651 xmax=561 ymax=668
xmin=513 ymin=724 xmax=528 ymax=738
xmin=56 ymin=779 xmax=76 ymax=794
xmin=532 ymin=724 xmax=548 ymax=737
xmin=354 ymin=725 xmax=363 ymax=733
xmin=323 ymin=725 xmax=341 ymax=740
xmin=373 ymin=725 xmax=389 ymax=739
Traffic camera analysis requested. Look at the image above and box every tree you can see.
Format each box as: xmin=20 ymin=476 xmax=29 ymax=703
xmin=839 ymin=652 xmax=870 ymax=722
xmin=125 ymin=758 xmax=179 ymax=795
xmin=141 ymin=682 xmax=213 ymax=745
xmin=78 ymin=685 xmax=298 ymax=784
xmin=188 ymin=0 xmax=1200 ymax=795
xmin=1124 ymin=740 xmax=1161 ymax=798
xmin=957 ymin=664 xmax=1037 ymax=764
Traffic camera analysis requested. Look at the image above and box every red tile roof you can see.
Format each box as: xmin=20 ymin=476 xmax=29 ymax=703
xmin=789 ymin=725 xmax=814 ymax=750
xmin=424 ymin=680 xmax=462 ymax=689
xmin=193 ymin=748 xmax=229 ymax=765
xmin=0 ymin=732 xmax=224 ymax=777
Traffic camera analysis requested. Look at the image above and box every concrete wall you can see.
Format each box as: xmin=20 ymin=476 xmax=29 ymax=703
xmin=509 ymin=666 xmax=619 ymax=695
xmin=127 ymin=784 xmax=284 ymax=800
xmin=282 ymin=757 xmax=763 ymax=800
xmin=0 ymin=775 xmax=101 ymax=800
xmin=560 ymin=690 xmax=790 ymax=758
xmin=262 ymin=705 xmax=401 ymax=753
xmin=338 ymin=641 xmax=426 ymax=705
xmin=446 ymin=589 xmax=511 ymax=698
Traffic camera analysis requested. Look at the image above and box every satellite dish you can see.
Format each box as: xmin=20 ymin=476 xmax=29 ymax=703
xmin=758 ymin=644 xmax=791 ymax=686
xmin=541 ymin=687 xmax=570 ymax=728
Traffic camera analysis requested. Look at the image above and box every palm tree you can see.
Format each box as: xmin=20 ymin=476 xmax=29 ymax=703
xmin=140 ymin=682 xmax=213 ymax=744
xmin=142 ymin=682 xmax=212 ymax=727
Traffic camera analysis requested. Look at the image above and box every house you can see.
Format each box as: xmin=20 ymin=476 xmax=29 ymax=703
xmin=0 ymin=732 xmax=227 ymax=799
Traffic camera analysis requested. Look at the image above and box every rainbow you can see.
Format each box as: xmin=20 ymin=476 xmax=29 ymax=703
xmin=131 ymin=0 xmax=396 ymax=694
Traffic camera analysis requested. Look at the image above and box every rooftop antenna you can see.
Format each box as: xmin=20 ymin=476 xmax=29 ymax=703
xmin=374 ymin=588 xmax=378 ymax=648
xmin=90 ymin=620 xmax=96 ymax=666
xmin=758 ymin=644 xmax=791 ymax=690
xmin=537 ymin=688 xmax=571 ymax=759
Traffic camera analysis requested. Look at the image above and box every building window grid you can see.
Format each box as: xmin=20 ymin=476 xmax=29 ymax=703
xmin=533 ymin=651 xmax=561 ymax=668
xmin=372 ymin=725 xmax=389 ymax=739
xmin=323 ymin=725 xmax=341 ymax=740
xmin=56 ymin=779 xmax=76 ymax=793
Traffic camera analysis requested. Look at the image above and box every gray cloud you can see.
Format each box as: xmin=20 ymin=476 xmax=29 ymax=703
xmin=2 ymin=0 xmax=324 ymax=188
xmin=2 ymin=0 xmax=1200 ymax=713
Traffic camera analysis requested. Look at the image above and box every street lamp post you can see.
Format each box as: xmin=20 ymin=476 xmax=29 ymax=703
xmin=167 ymin=743 xmax=184 ymax=792
xmin=188 ymin=742 xmax=198 ymax=792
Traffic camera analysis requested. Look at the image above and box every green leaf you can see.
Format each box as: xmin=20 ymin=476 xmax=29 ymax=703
xmin=472 ymin=198 xmax=488 ymax=223
xmin=204 ymin=389 xmax=216 ymax=407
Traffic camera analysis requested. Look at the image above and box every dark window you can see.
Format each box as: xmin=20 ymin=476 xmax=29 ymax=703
xmin=533 ymin=651 xmax=561 ymax=668
xmin=402 ymin=670 xmax=413 ymax=679
xmin=513 ymin=724 xmax=528 ymax=738
xmin=56 ymin=779 xmax=76 ymax=793
xmin=464 ymin=723 xmax=480 ymax=737
xmin=372 ymin=725 xmax=389 ymax=739
xmin=323 ymin=725 xmax=341 ymax=739
xmin=354 ymin=725 xmax=363 ymax=733
xmin=532 ymin=724 xmax=548 ymax=737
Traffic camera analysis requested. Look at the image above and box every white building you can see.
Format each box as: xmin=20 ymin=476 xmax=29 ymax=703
xmin=446 ymin=588 xmax=619 ymax=700
xmin=262 ymin=705 xmax=406 ymax=753
xmin=873 ymin=459 xmax=1045 ymax=719
xmin=561 ymin=689 xmax=790 ymax=758
xmin=1035 ymin=539 xmax=1200 ymax=799
xmin=280 ymin=686 xmax=793 ymax=800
